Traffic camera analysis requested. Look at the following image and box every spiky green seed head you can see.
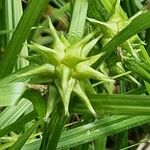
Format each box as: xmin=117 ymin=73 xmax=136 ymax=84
xmin=24 ymin=18 xmax=114 ymax=116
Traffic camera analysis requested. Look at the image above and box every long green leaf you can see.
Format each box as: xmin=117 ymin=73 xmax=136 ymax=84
xmin=46 ymin=116 xmax=67 ymax=150
xmin=72 ymin=94 xmax=150 ymax=115
xmin=40 ymin=112 xmax=68 ymax=150
xmin=58 ymin=116 xmax=150 ymax=149
xmin=21 ymin=116 xmax=150 ymax=149
xmin=0 ymin=99 xmax=32 ymax=129
xmin=68 ymin=0 xmax=88 ymax=42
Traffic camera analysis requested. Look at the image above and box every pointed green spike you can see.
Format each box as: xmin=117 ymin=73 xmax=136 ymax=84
xmin=63 ymin=32 xmax=97 ymax=67
xmin=61 ymin=65 xmax=76 ymax=116
xmin=60 ymin=32 xmax=70 ymax=47
xmin=55 ymin=76 xmax=76 ymax=116
xmin=45 ymin=84 xmax=59 ymax=120
xmin=61 ymin=65 xmax=70 ymax=90
xmin=63 ymin=46 xmax=104 ymax=68
xmin=18 ymin=64 xmax=55 ymax=78
xmin=123 ymin=41 xmax=140 ymax=60
xmin=65 ymin=32 xmax=95 ymax=54
xmin=74 ymin=64 xmax=114 ymax=83
xmin=109 ymin=0 xmax=122 ymax=21
xmin=27 ymin=42 xmax=63 ymax=65
xmin=63 ymin=78 xmax=76 ymax=116
xmin=55 ymin=79 xmax=66 ymax=113
xmin=73 ymin=81 xmax=97 ymax=116
xmin=48 ymin=17 xmax=66 ymax=51
xmin=55 ymin=65 xmax=76 ymax=116
xmin=81 ymin=52 xmax=106 ymax=66
xmin=87 ymin=17 xmax=116 ymax=37
xmin=127 ymin=75 xmax=141 ymax=86
xmin=99 ymin=62 xmax=109 ymax=75
xmin=75 ymin=32 xmax=95 ymax=47
xmin=80 ymin=79 xmax=96 ymax=94
xmin=81 ymin=35 xmax=102 ymax=57
xmin=19 ymin=54 xmax=43 ymax=65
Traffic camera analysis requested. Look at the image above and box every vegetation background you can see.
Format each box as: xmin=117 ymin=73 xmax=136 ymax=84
xmin=1 ymin=0 xmax=150 ymax=149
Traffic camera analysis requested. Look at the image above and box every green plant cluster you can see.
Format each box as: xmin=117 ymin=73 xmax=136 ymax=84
xmin=1 ymin=0 xmax=150 ymax=150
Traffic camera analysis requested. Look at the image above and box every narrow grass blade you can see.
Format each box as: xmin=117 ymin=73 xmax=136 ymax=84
xmin=0 ymin=99 xmax=32 ymax=129
xmin=40 ymin=112 xmax=68 ymax=150
xmin=21 ymin=116 xmax=150 ymax=149
xmin=68 ymin=0 xmax=88 ymax=43
xmin=72 ymin=94 xmax=150 ymax=115
xmin=58 ymin=116 xmax=150 ymax=149
xmin=45 ymin=115 xmax=68 ymax=150
xmin=88 ymin=0 xmax=108 ymax=21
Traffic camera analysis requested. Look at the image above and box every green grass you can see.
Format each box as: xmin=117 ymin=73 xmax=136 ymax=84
xmin=1 ymin=0 xmax=150 ymax=149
